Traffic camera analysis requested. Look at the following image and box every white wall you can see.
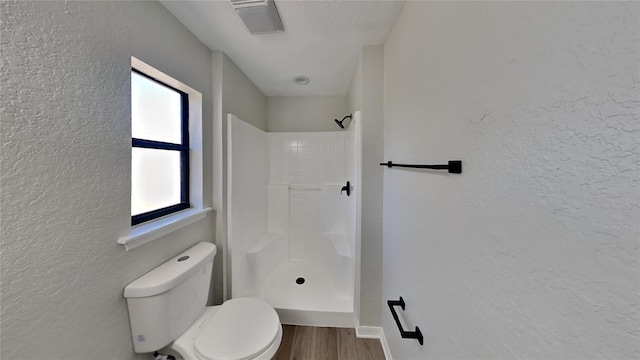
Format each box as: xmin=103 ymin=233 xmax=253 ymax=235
xmin=221 ymin=53 xmax=267 ymax=131
xmin=267 ymin=96 xmax=348 ymax=132
xmin=347 ymin=46 xmax=385 ymax=327
xmin=347 ymin=57 xmax=362 ymax=113
xmin=1 ymin=1 xmax=213 ymax=359
xmin=383 ymin=2 xmax=639 ymax=359
xmin=212 ymin=50 xmax=267 ymax=302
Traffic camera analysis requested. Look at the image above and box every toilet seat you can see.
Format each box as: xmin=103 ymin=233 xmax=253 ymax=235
xmin=194 ymin=298 xmax=281 ymax=360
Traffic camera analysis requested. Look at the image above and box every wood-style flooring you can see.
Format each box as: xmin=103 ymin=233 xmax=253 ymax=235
xmin=273 ymin=325 xmax=386 ymax=360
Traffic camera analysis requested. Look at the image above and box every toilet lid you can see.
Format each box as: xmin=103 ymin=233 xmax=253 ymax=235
xmin=194 ymin=298 xmax=280 ymax=360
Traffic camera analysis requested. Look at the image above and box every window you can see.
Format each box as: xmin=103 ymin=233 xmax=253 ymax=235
xmin=131 ymin=69 xmax=190 ymax=225
xmin=118 ymin=57 xmax=208 ymax=250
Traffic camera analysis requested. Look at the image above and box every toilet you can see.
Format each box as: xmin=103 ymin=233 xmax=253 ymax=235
xmin=124 ymin=242 xmax=282 ymax=360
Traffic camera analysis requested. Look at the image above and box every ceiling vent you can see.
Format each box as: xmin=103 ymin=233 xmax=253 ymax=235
xmin=230 ymin=0 xmax=284 ymax=35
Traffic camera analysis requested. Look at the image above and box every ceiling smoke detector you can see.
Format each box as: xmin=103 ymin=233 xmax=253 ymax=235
xmin=229 ymin=0 xmax=284 ymax=35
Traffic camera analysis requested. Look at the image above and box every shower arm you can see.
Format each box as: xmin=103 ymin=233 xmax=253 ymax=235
xmin=334 ymin=115 xmax=352 ymax=129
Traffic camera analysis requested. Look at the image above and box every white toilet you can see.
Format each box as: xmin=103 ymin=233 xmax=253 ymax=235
xmin=124 ymin=242 xmax=282 ymax=360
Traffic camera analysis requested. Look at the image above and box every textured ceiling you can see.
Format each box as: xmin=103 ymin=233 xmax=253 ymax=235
xmin=160 ymin=0 xmax=404 ymax=96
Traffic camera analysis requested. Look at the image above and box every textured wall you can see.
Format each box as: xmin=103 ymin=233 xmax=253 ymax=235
xmin=267 ymin=96 xmax=348 ymax=132
xmin=347 ymin=46 xmax=385 ymax=327
xmin=383 ymin=2 xmax=639 ymax=359
xmin=1 ymin=1 xmax=213 ymax=359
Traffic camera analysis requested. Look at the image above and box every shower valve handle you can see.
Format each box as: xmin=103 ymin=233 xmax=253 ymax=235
xmin=341 ymin=181 xmax=351 ymax=197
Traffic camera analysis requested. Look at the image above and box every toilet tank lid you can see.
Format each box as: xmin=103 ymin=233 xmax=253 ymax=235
xmin=124 ymin=242 xmax=216 ymax=298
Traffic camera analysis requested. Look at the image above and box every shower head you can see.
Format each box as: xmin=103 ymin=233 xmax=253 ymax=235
xmin=334 ymin=114 xmax=352 ymax=129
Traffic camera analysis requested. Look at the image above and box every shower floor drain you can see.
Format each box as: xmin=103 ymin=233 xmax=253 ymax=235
xmin=295 ymin=277 xmax=305 ymax=285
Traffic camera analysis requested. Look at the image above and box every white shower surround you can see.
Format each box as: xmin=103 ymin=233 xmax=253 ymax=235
xmin=227 ymin=114 xmax=360 ymax=327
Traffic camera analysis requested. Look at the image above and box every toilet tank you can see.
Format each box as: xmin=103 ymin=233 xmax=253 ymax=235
xmin=124 ymin=242 xmax=216 ymax=353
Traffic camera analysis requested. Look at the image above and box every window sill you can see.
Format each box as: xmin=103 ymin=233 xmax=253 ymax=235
xmin=118 ymin=207 xmax=212 ymax=251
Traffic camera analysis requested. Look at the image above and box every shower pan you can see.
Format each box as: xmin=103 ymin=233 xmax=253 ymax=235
xmin=227 ymin=113 xmax=361 ymax=327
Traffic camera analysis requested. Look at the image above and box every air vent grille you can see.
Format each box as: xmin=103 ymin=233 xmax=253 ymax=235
xmin=265 ymin=0 xmax=284 ymax=31
xmin=229 ymin=0 xmax=262 ymax=4
xmin=229 ymin=0 xmax=284 ymax=34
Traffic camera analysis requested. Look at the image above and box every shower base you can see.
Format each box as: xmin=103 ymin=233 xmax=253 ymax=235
xmin=258 ymin=259 xmax=355 ymax=327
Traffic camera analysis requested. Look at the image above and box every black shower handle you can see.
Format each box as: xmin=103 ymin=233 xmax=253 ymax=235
xmin=340 ymin=181 xmax=351 ymax=196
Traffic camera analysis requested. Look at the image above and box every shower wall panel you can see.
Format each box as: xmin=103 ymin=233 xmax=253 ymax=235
xmin=229 ymin=119 xmax=359 ymax=324
xmin=268 ymin=132 xmax=346 ymax=185
xmin=289 ymin=189 xmax=322 ymax=260
xmin=227 ymin=115 xmax=268 ymax=298
xmin=344 ymin=114 xmax=360 ymax=262
xmin=267 ymin=132 xmax=352 ymax=261
xmin=267 ymin=184 xmax=289 ymax=233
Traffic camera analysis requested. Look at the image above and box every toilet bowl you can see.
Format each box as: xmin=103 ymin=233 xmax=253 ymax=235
xmin=124 ymin=242 xmax=282 ymax=360
xmin=170 ymin=299 xmax=282 ymax=360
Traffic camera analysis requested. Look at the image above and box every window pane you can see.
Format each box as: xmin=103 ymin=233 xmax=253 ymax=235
xmin=132 ymin=148 xmax=182 ymax=216
xmin=132 ymin=72 xmax=182 ymax=144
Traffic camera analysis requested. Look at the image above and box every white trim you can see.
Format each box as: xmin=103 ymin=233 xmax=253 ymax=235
xmin=356 ymin=325 xmax=393 ymax=360
xmin=118 ymin=207 xmax=211 ymax=251
xmin=211 ymin=51 xmax=226 ymax=301
xmin=379 ymin=328 xmax=392 ymax=360
xmin=131 ymin=57 xmax=199 ymax=96
xmin=355 ymin=325 xmax=381 ymax=339
xmin=225 ymin=113 xmax=235 ymax=300
xmin=352 ymin=110 xmax=363 ymax=331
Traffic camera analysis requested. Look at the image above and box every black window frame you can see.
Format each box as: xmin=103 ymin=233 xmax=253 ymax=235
xmin=131 ymin=68 xmax=190 ymax=226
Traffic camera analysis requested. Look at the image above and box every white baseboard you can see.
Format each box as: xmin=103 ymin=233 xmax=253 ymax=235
xmin=355 ymin=325 xmax=381 ymax=338
xmin=355 ymin=325 xmax=393 ymax=360
xmin=378 ymin=328 xmax=392 ymax=360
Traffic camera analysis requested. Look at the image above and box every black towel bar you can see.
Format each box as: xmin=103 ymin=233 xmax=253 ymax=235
xmin=380 ymin=160 xmax=462 ymax=174
xmin=387 ymin=297 xmax=424 ymax=345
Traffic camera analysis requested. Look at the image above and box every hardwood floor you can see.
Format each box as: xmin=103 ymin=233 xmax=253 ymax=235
xmin=273 ymin=325 xmax=385 ymax=360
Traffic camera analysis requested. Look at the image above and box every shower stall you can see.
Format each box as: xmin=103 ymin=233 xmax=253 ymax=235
xmin=227 ymin=113 xmax=360 ymax=326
